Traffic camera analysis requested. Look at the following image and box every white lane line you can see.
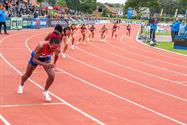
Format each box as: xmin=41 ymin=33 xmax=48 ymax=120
xmin=56 ymin=67 xmax=187 ymax=125
xmin=120 ymin=28 xmax=187 ymax=61
xmin=25 ymin=32 xmax=187 ymax=125
xmin=25 ymin=33 xmax=187 ymax=102
xmin=89 ymin=42 xmax=187 ymax=76
xmin=75 ymin=45 xmax=187 ymax=86
xmin=0 ymin=115 xmax=11 ymax=125
xmin=113 ymin=35 xmax=187 ymax=68
xmin=66 ymin=54 xmax=187 ymax=102
xmin=0 ymin=34 xmax=105 ymax=125
xmin=135 ymin=26 xmax=187 ymax=58
xmin=0 ymin=102 xmax=64 ymax=108
xmin=0 ymin=53 xmax=105 ymax=125
xmin=97 ymin=32 xmax=187 ymax=69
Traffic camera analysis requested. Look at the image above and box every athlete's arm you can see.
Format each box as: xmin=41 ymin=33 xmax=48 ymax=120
xmin=32 ymin=43 xmax=53 ymax=68
xmin=44 ymin=33 xmax=51 ymax=41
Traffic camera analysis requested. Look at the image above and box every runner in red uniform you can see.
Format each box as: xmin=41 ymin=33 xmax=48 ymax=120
xmin=126 ymin=24 xmax=131 ymax=37
xmin=17 ymin=31 xmax=62 ymax=102
xmin=111 ymin=23 xmax=119 ymax=38
xmin=70 ymin=24 xmax=77 ymax=49
xmin=100 ymin=25 xmax=108 ymax=41
xmin=78 ymin=24 xmax=87 ymax=44
xmin=61 ymin=27 xmax=71 ymax=58
xmin=88 ymin=24 xmax=96 ymax=41
xmin=44 ymin=24 xmax=63 ymax=64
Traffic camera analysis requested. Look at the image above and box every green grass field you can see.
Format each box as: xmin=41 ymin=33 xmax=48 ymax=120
xmin=145 ymin=42 xmax=187 ymax=55
xmin=144 ymin=30 xmax=171 ymax=36
xmin=155 ymin=32 xmax=171 ymax=36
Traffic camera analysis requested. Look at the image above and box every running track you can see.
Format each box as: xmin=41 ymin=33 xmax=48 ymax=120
xmin=0 ymin=24 xmax=187 ymax=125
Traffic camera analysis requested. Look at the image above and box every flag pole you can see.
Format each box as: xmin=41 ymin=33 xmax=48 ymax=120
xmin=185 ymin=14 xmax=186 ymax=24
xmin=174 ymin=9 xmax=178 ymax=18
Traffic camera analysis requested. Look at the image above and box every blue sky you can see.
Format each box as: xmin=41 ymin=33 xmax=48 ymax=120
xmin=97 ymin=0 xmax=126 ymax=4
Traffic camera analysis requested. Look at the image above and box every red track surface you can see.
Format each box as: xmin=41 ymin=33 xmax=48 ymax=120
xmin=0 ymin=24 xmax=187 ymax=125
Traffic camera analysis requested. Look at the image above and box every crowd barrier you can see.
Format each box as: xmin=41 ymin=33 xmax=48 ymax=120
xmin=6 ymin=17 xmax=47 ymax=29
xmin=5 ymin=17 xmax=112 ymax=30
xmin=6 ymin=17 xmax=66 ymax=30
xmin=95 ymin=20 xmax=110 ymax=24
xmin=84 ymin=20 xmax=95 ymax=25
xmin=22 ymin=18 xmax=31 ymax=29
xmin=144 ymin=25 xmax=167 ymax=33
xmin=122 ymin=21 xmax=144 ymax=25
xmin=174 ymin=36 xmax=187 ymax=50
xmin=47 ymin=18 xmax=68 ymax=27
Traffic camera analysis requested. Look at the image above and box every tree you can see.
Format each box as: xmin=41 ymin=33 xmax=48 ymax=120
xmin=65 ymin=0 xmax=81 ymax=11
xmin=65 ymin=0 xmax=96 ymax=13
xmin=159 ymin=0 xmax=177 ymax=16
xmin=178 ymin=0 xmax=187 ymax=14
xmin=79 ymin=0 xmax=97 ymax=13
xmin=102 ymin=9 xmax=108 ymax=17
xmin=37 ymin=0 xmax=44 ymax=3
xmin=149 ymin=0 xmax=186 ymax=17
xmin=57 ymin=0 xmax=67 ymax=6
xmin=124 ymin=0 xmax=159 ymax=17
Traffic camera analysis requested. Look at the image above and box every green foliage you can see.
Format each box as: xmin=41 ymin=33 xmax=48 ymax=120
xmin=146 ymin=42 xmax=187 ymax=55
xmin=37 ymin=0 xmax=44 ymax=3
xmin=65 ymin=0 xmax=80 ymax=11
xmin=65 ymin=0 xmax=96 ymax=13
xmin=149 ymin=0 xmax=187 ymax=16
xmin=124 ymin=0 xmax=159 ymax=16
xmin=102 ymin=9 xmax=108 ymax=17
xmin=56 ymin=0 xmax=66 ymax=6
xmin=80 ymin=0 xmax=96 ymax=13
xmin=178 ymin=0 xmax=187 ymax=14
xmin=150 ymin=0 xmax=178 ymax=16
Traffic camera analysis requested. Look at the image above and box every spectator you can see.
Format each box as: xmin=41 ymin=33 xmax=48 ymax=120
xmin=170 ymin=20 xmax=176 ymax=42
xmin=34 ymin=10 xmax=39 ymax=18
xmin=140 ymin=21 xmax=145 ymax=38
xmin=0 ymin=5 xmax=8 ymax=34
xmin=178 ymin=21 xmax=186 ymax=35
xmin=149 ymin=20 xmax=157 ymax=42
xmin=175 ymin=18 xmax=181 ymax=35
xmin=185 ymin=25 xmax=187 ymax=36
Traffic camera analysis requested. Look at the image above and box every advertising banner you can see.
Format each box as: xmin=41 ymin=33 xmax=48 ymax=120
xmin=17 ymin=18 xmax=23 ymax=29
xmin=6 ymin=18 xmax=11 ymax=30
xmin=127 ymin=7 xmax=133 ymax=19
xmin=10 ymin=17 xmax=17 ymax=30
xmin=39 ymin=18 xmax=47 ymax=28
xmin=48 ymin=19 xmax=68 ymax=27
xmin=30 ymin=18 xmax=36 ymax=29
xmin=22 ymin=18 xmax=28 ymax=28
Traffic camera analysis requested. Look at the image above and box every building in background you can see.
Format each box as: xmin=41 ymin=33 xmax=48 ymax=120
xmin=94 ymin=3 xmax=124 ymax=17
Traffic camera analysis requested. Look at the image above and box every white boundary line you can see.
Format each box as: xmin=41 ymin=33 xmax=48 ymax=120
xmin=24 ymin=30 xmax=187 ymax=125
xmin=92 ymin=26 xmax=187 ymax=69
xmin=0 ymin=34 xmax=105 ymax=125
xmin=69 ymin=28 xmax=187 ymax=82
xmin=75 ymin=45 xmax=187 ymax=86
xmin=0 ymin=53 xmax=105 ymax=125
xmin=65 ymin=54 xmax=187 ymax=102
xmin=106 ymin=37 xmax=187 ymax=69
xmin=88 ymin=41 xmax=187 ymax=76
xmin=119 ymin=26 xmax=187 ymax=61
xmin=0 ymin=102 xmax=64 ymax=108
xmin=135 ymin=26 xmax=187 ymax=57
xmin=56 ymin=68 xmax=187 ymax=125
xmin=0 ymin=115 xmax=11 ymax=125
xmin=25 ymin=33 xmax=187 ymax=102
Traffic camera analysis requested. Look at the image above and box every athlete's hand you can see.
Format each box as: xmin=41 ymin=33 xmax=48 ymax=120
xmin=44 ymin=63 xmax=54 ymax=69
xmin=56 ymin=49 xmax=61 ymax=54
xmin=48 ymin=63 xmax=55 ymax=68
